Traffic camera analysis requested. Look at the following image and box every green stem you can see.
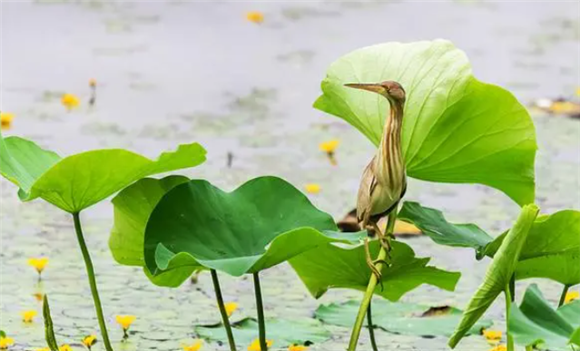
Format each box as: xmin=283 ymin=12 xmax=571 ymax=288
xmin=210 ymin=269 xmax=237 ymax=351
xmin=525 ymin=346 xmax=533 ymax=351
xmin=558 ymin=284 xmax=570 ymax=307
xmin=348 ymin=210 xmax=397 ymax=351
xmin=72 ymin=212 xmax=114 ymax=351
xmin=505 ymin=287 xmax=514 ymax=351
xmin=367 ymin=300 xmax=378 ymax=351
xmin=253 ymin=272 xmax=267 ymax=351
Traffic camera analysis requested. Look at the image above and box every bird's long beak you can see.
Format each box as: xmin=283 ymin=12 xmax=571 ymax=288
xmin=344 ymin=83 xmax=385 ymax=94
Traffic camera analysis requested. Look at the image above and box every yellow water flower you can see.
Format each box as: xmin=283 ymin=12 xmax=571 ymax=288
xmin=565 ymin=291 xmax=579 ymax=304
xmin=247 ymin=339 xmax=273 ymax=351
xmin=489 ymin=345 xmax=507 ymax=351
xmin=224 ymin=302 xmax=238 ymax=317
xmin=246 ymin=11 xmax=264 ymax=23
xmin=35 ymin=348 xmax=50 ymax=351
xmin=304 ymin=183 xmax=321 ymax=194
xmin=482 ymin=329 xmax=502 ymax=343
xmin=59 ymin=345 xmax=72 ymax=351
xmin=82 ymin=335 xmax=97 ymax=349
xmin=21 ymin=310 xmax=37 ymax=323
xmin=28 ymin=257 xmax=49 ymax=275
xmin=288 ymin=345 xmax=308 ymax=351
xmin=116 ymin=315 xmax=136 ymax=338
xmin=89 ymin=79 xmax=97 ymax=88
xmin=182 ymin=340 xmax=202 ymax=351
xmin=319 ymin=139 xmax=339 ymax=153
xmin=1 ymin=112 xmax=14 ymax=130
xmin=61 ymin=93 xmax=80 ymax=111
xmin=0 ymin=336 xmax=14 ymax=349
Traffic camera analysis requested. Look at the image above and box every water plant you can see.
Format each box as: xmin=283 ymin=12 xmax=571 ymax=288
xmin=0 ymin=130 xmax=206 ymax=350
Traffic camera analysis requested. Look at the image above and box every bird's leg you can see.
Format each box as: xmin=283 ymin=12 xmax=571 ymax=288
xmin=372 ymin=222 xmax=392 ymax=257
xmin=364 ymin=237 xmax=383 ymax=291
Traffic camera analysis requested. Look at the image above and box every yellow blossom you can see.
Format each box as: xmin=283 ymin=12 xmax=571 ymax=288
xmin=116 ymin=315 xmax=136 ymax=330
xmin=1 ymin=112 xmax=14 ymax=130
xmin=304 ymin=183 xmax=321 ymax=194
xmin=59 ymin=345 xmax=72 ymax=351
xmin=21 ymin=310 xmax=37 ymax=323
xmin=246 ymin=11 xmax=264 ymax=23
xmin=248 ymin=339 xmax=273 ymax=351
xmin=288 ymin=345 xmax=308 ymax=351
xmin=319 ymin=139 xmax=339 ymax=153
xmin=565 ymin=291 xmax=579 ymax=304
xmin=0 ymin=336 xmax=14 ymax=349
xmin=61 ymin=93 xmax=80 ymax=110
xmin=28 ymin=257 xmax=49 ymax=275
xmin=489 ymin=345 xmax=507 ymax=351
xmin=182 ymin=340 xmax=203 ymax=351
xmin=35 ymin=348 xmax=50 ymax=351
xmin=482 ymin=329 xmax=502 ymax=343
xmin=224 ymin=302 xmax=238 ymax=317
xmin=89 ymin=79 xmax=97 ymax=88
xmin=82 ymin=335 xmax=97 ymax=348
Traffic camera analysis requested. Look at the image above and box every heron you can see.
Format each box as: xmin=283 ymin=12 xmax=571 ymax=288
xmin=345 ymin=81 xmax=407 ymax=280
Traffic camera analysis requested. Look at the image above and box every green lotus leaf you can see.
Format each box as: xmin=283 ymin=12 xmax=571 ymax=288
xmin=449 ymin=204 xmax=539 ymax=348
xmin=316 ymin=299 xmax=492 ymax=337
xmin=144 ymin=176 xmax=342 ymax=279
xmin=195 ymin=318 xmax=331 ymax=346
xmin=0 ymin=131 xmax=206 ymax=213
xmin=289 ymin=240 xmax=461 ymax=302
xmin=509 ymin=284 xmax=580 ymax=350
xmin=314 ymin=40 xmax=536 ymax=206
xmin=398 ymin=201 xmax=493 ymax=253
xmin=109 ymin=176 xmax=198 ymax=287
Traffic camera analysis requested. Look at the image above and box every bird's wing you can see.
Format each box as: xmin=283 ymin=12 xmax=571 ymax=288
xmin=356 ymin=159 xmax=378 ymax=225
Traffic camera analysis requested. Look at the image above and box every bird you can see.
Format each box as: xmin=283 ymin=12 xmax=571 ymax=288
xmin=344 ymin=81 xmax=408 ymax=281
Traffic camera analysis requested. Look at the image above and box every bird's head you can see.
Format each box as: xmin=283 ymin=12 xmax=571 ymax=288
xmin=344 ymin=81 xmax=406 ymax=104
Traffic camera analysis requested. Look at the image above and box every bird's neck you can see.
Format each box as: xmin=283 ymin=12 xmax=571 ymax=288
xmin=375 ymin=101 xmax=405 ymax=182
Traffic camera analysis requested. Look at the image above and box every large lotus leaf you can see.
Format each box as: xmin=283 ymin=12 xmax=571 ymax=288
xmin=144 ymin=176 xmax=342 ymax=278
xmin=398 ymin=201 xmax=493 ymax=253
xmin=449 ymin=204 xmax=539 ymax=348
xmin=195 ymin=318 xmax=331 ymax=347
xmin=509 ymin=284 xmax=580 ymax=350
xmin=485 ymin=210 xmax=580 ymax=286
xmin=109 ymin=176 xmax=198 ymax=287
xmin=289 ymin=240 xmax=460 ymax=302
xmin=314 ymin=40 xmax=536 ymax=206
xmin=316 ymin=299 xmax=492 ymax=337
xmin=0 ymin=131 xmax=206 ymax=213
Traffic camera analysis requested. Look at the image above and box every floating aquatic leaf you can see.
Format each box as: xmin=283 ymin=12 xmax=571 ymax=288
xmin=195 ymin=318 xmax=331 ymax=346
xmin=144 ymin=176 xmax=344 ymax=281
xmin=314 ymin=40 xmax=536 ymax=206
xmin=316 ymin=299 xmax=492 ymax=337
xmin=289 ymin=240 xmax=460 ymax=302
xmin=509 ymin=284 xmax=580 ymax=350
xmin=0 ymin=130 xmax=206 ymax=213
xmin=449 ymin=204 xmax=539 ymax=348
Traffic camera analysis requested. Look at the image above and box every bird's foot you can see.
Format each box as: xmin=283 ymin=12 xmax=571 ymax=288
xmin=364 ymin=237 xmax=384 ymax=291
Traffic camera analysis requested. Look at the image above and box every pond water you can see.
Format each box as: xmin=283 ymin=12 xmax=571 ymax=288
xmin=1 ymin=1 xmax=579 ymax=350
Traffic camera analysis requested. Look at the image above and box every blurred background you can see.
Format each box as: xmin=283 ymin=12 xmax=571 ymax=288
xmin=1 ymin=1 xmax=579 ymax=350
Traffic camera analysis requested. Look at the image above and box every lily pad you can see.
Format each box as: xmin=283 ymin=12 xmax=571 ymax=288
xmin=398 ymin=201 xmax=493 ymax=253
xmin=316 ymin=299 xmax=492 ymax=337
xmin=0 ymin=131 xmax=206 ymax=213
xmin=314 ymin=40 xmax=536 ymax=206
xmin=509 ymin=284 xmax=580 ymax=350
xmin=109 ymin=176 xmax=197 ymax=287
xmin=144 ymin=176 xmax=343 ymax=280
xmin=449 ymin=204 xmax=539 ymax=348
xmin=195 ymin=318 xmax=331 ymax=347
xmin=289 ymin=240 xmax=460 ymax=302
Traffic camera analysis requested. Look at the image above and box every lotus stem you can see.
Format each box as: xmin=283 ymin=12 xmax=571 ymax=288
xmin=367 ymin=300 xmax=378 ymax=351
xmin=348 ymin=210 xmax=397 ymax=351
xmin=73 ymin=212 xmax=114 ymax=351
xmin=253 ymin=272 xmax=268 ymax=351
xmin=558 ymin=284 xmax=570 ymax=307
xmin=505 ymin=286 xmax=514 ymax=351
xmin=210 ymin=269 xmax=237 ymax=351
